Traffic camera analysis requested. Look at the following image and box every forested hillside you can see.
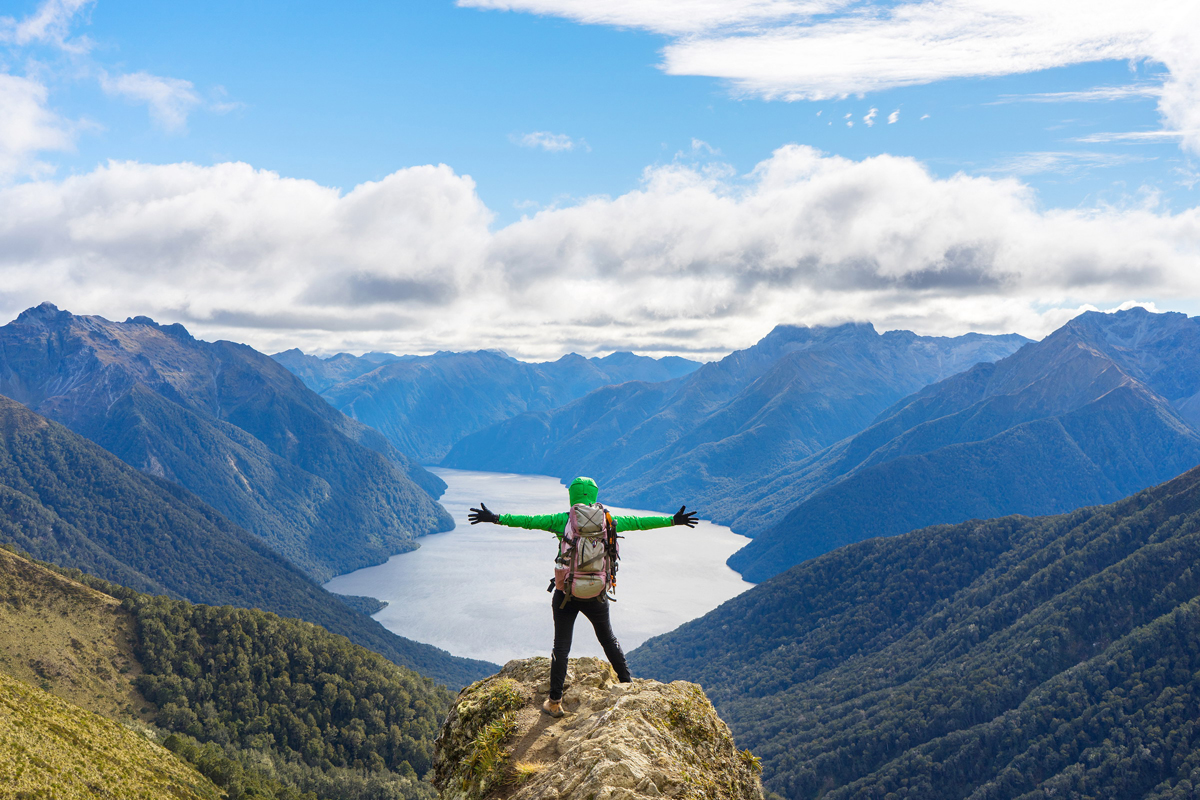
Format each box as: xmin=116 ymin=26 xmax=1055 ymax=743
xmin=275 ymin=347 xmax=700 ymax=462
xmin=730 ymin=306 xmax=1200 ymax=580
xmin=0 ymin=395 xmax=493 ymax=688
xmin=0 ymin=546 xmax=450 ymax=800
xmin=0 ymin=303 xmax=452 ymax=581
xmin=630 ymin=463 xmax=1200 ymax=800
xmin=444 ymin=323 xmax=1027 ymax=528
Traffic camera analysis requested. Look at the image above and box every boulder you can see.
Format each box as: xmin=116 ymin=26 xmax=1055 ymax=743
xmin=433 ymin=656 xmax=763 ymax=800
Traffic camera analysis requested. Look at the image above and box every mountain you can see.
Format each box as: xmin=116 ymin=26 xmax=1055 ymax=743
xmin=0 ymin=395 xmax=493 ymax=688
xmin=442 ymin=323 xmax=1029 ymax=529
xmin=730 ymin=307 xmax=1200 ymax=581
xmin=630 ymin=464 xmax=1200 ymax=800
xmin=0 ymin=303 xmax=452 ymax=581
xmin=0 ymin=546 xmax=449 ymax=799
xmin=273 ymin=348 xmax=702 ymax=463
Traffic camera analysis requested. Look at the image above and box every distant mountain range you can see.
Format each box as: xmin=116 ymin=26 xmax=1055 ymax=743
xmin=0 ymin=303 xmax=452 ymax=581
xmin=630 ymin=463 xmax=1200 ymax=799
xmin=273 ymin=348 xmax=701 ymax=462
xmin=0 ymin=393 xmax=492 ymax=688
xmin=730 ymin=307 xmax=1200 ymax=580
xmin=442 ymin=323 xmax=1029 ymax=531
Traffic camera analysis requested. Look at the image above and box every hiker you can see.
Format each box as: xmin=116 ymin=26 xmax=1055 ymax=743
xmin=468 ymin=476 xmax=698 ymax=717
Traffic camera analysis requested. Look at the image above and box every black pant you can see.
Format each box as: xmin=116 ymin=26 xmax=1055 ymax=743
xmin=549 ymin=589 xmax=631 ymax=700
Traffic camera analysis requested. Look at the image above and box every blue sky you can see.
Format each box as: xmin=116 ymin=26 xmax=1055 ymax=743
xmin=1 ymin=0 xmax=1198 ymax=358
xmin=39 ymin=1 xmax=1187 ymax=219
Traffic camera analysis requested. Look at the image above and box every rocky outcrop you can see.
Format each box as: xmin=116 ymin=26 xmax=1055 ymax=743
xmin=433 ymin=657 xmax=763 ymax=800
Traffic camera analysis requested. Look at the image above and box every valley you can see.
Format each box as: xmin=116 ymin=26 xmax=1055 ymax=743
xmin=7 ymin=303 xmax=1200 ymax=800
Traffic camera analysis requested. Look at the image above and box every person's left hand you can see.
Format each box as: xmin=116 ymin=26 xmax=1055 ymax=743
xmin=673 ymin=505 xmax=698 ymax=527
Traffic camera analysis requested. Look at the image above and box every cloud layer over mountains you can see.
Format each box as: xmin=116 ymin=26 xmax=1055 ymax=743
xmin=0 ymin=145 xmax=1197 ymax=358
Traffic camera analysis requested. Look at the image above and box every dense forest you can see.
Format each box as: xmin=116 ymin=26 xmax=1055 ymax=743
xmin=25 ymin=558 xmax=450 ymax=800
xmin=0 ymin=394 xmax=493 ymax=687
xmin=630 ymin=464 xmax=1200 ymax=799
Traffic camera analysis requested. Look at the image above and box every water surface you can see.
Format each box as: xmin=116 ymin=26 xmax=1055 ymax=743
xmin=324 ymin=468 xmax=755 ymax=664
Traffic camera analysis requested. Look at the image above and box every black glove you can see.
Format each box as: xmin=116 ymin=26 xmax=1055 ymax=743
xmin=673 ymin=505 xmax=698 ymax=528
xmin=468 ymin=503 xmax=499 ymax=525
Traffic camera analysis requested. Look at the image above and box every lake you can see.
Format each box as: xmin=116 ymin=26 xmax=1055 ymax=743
xmin=324 ymin=467 xmax=755 ymax=664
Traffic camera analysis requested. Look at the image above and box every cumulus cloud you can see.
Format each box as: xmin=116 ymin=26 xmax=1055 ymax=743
xmin=0 ymin=73 xmax=75 ymax=181
xmin=463 ymin=0 xmax=1200 ymax=154
xmin=100 ymin=71 xmax=202 ymax=132
xmin=0 ymin=147 xmax=1198 ymax=359
xmin=511 ymin=131 xmax=581 ymax=152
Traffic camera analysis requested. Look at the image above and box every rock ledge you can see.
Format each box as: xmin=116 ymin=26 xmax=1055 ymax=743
xmin=433 ymin=656 xmax=763 ymax=800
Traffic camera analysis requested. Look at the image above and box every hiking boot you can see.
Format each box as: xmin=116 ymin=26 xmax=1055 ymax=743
xmin=541 ymin=698 xmax=564 ymax=718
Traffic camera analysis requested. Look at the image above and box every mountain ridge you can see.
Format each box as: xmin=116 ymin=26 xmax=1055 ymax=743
xmin=730 ymin=307 xmax=1200 ymax=580
xmin=441 ymin=322 xmax=1030 ymax=533
xmin=0 ymin=303 xmax=452 ymax=581
xmin=274 ymin=346 xmax=702 ymax=463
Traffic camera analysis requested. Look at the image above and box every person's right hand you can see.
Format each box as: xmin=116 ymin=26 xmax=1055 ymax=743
xmin=468 ymin=503 xmax=499 ymax=525
xmin=673 ymin=505 xmax=698 ymax=527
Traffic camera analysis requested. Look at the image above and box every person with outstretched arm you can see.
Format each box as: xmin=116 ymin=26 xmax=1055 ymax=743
xmin=469 ymin=476 xmax=698 ymax=717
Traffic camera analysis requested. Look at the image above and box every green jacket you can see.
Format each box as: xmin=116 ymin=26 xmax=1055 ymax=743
xmin=497 ymin=511 xmax=674 ymax=539
xmin=496 ymin=475 xmax=675 ymax=539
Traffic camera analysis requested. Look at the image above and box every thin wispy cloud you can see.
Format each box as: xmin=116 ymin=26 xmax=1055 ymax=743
xmin=511 ymin=131 xmax=582 ymax=152
xmin=464 ymin=1 xmax=1200 ymax=155
xmin=988 ymin=150 xmax=1154 ymax=176
xmin=992 ymin=84 xmax=1164 ymax=104
xmin=887 ymin=110 xmax=899 ymax=124
xmin=1073 ymin=130 xmax=1189 ymax=143
xmin=0 ymin=0 xmax=93 ymax=52
xmin=863 ymin=108 xmax=877 ymax=127
xmin=100 ymin=71 xmax=201 ymax=132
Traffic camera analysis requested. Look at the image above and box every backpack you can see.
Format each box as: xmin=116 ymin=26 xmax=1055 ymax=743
xmin=554 ymin=502 xmax=620 ymax=605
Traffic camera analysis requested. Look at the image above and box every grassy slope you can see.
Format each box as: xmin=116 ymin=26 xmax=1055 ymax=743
xmin=0 ymin=670 xmax=221 ymax=800
xmin=0 ymin=547 xmax=148 ymax=721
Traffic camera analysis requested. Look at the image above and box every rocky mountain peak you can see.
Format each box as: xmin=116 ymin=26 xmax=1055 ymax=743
xmin=433 ymin=656 xmax=763 ymax=800
xmin=14 ymin=302 xmax=69 ymax=326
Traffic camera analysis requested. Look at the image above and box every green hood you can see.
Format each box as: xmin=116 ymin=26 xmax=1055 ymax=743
xmin=568 ymin=476 xmax=598 ymax=506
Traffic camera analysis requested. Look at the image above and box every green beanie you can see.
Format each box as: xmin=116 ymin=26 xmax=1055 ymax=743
xmin=568 ymin=476 xmax=598 ymax=506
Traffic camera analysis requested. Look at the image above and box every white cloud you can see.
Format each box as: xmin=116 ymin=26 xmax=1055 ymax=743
xmin=0 ymin=73 xmax=74 ymax=181
xmin=511 ymin=131 xmax=580 ymax=152
xmin=989 ymin=150 xmax=1154 ymax=175
xmin=1072 ymin=130 xmax=1188 ymax=143
xmin=887 ymin=109 xmax=899 ymax=124
xmin=464 ymin=0 xmax=1200 ymax=155
xmin=992 ymin=84 xmax=1164 ymax=103
xmin=0 ymin=0 xmax=93 ymax=52
xmin=100 ymin=71 xmax=202 ymax=132
xmin=457 ymin=0 xmax=843 ymax=36
xmin=863 ymin=108 xmax=877 ymax=127
xmin=1 ymin=147 xmax=1199 ymax=358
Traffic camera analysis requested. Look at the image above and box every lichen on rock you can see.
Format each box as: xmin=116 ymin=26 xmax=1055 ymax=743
xmin=433 ymin=656 xmax=763 ymax=800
